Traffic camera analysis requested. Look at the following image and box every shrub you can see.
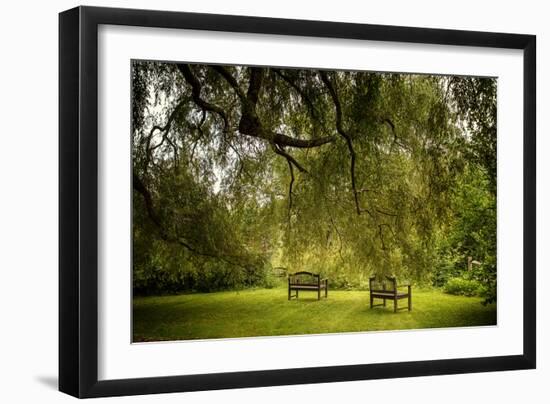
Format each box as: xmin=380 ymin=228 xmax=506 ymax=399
xmin=443 ymin=277 xmax=485 ymax=297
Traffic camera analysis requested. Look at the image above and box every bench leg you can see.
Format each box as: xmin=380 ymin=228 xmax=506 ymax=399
xmin=383 ymin=298 xmax=386 ymax=307
xmin=288 ymin=287 xmax=291 ymax=300
xmin=394 ymin=299 xmax=397 ymax=313
xmin=408 ymin=286 xmax=412 ymax=311
xmin=318 ymin=289 xmax=321 ymax=300
xmin=296 ymin=290 xmax=299 ymax=299
xmin=325 ymin=286 xmax=328 ymax=298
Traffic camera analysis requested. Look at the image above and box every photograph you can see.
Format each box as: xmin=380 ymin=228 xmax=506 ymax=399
xmin=131 ymin=61 xmax=497 ymax=342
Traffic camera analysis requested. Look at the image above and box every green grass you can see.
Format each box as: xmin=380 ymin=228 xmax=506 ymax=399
xmin=132 ymin=287 xmax=496 ymax=342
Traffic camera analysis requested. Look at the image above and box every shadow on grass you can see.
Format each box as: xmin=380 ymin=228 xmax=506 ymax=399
xmin=288 ymin=298 xmax=327 ymax=303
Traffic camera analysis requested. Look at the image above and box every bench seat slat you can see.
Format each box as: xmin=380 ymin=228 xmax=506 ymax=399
xmin=371 ymin=291 xmax=408 ymax=297
xmin=371 ymin=292 xmax=409 ymax=299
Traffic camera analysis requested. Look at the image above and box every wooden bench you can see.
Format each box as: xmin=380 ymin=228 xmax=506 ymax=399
xmin=288 ymin=271 xmax=328 ymax=300
xmin=369 ymin=276 xmax=411 ymax=312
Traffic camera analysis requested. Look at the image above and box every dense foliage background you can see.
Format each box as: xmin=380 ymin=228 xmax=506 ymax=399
xmin=132 ymin=61 xmax=497 ymax=304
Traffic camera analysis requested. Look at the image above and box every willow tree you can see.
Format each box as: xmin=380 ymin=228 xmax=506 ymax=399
xmin=132 ymin=60 xmax=495 ymax=292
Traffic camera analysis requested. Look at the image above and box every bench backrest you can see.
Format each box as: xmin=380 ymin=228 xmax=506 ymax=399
xmin=369 ymin=276 xmax=397 ymax=292
xmin=272 ymin=266 xmax=288 ymax=278
xmin=289 ymin=271 xmax=320 ymax=285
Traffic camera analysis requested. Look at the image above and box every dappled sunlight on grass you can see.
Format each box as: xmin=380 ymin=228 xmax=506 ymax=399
xmin=133 ymin=287 xmax=496 ymax=342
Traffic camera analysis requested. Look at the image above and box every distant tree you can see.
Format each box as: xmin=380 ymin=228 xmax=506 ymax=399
xmin=448 ymin=76 xmax=497 ymax=194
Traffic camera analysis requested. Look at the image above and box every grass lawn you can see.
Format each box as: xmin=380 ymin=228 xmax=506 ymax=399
xmin=133 ymin=287 xmax=496 ymax=342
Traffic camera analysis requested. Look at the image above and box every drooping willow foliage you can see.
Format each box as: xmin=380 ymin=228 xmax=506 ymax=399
xmin=132 ymin=61 xmax=496 ymax=303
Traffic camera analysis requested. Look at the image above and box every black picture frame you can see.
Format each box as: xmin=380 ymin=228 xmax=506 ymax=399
xmin=59 ymin=5 xmax=536 ymax=398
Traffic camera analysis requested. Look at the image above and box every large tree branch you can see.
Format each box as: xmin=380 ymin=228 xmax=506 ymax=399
xmin=378 ymin=224 xmax=387 ymax=250
xmin=210 ymin=65 xmax=335 ymax=149
xmin=271 ymin=143 xmax=308 ymax=174
xmin=271 ymin=145 xmax=297 ymax=228
xmin=177 ymin=64 xmax=229 ymax=131
xmin=246 ymin=67 xmax=264 ymax=107
xmin=133 ymin=172 xmax=163 ymax=230
xmin=285 ymin=159 xmax=295 ymax=224
xmin=381 ymin=117 xmax=409 ymax=151
xmin=211 ymin=65 xmax=264 ymax=139
xmin=272 ymin=69 xmax=319 ymax=122
xmin=147 ymin=98 xmax=186 ymax=146
xmin=329 ymin=217 xmax=345 ymax=263
xmin=210 ymin=65 xmax=246 ymax=100
xmin=273 ymin=132 xmax=335 ymax=148
xmin=174 ymin=237 xmax=247 ymax=269
xmin=320 ymin=71 xmax=362 ymax=215
xmin=143 ymin=97 xmax=189 ymax=172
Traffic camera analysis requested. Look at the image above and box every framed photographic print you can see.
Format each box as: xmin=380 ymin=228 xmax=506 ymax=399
xmin=59 ymin=6 xmax=536 ymax=398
